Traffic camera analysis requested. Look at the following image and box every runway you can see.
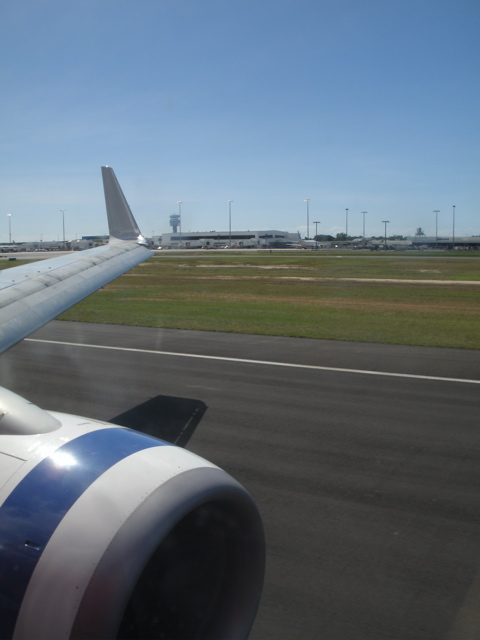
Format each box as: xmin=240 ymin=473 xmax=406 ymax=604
xmin=1 ymin=321 xmax=480 ymax=640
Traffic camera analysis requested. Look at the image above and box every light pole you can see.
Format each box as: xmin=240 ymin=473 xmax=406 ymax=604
xmin=433 ymin=210 xmax=440 ymax=248
xmin=361 ymin=211 xmax=367 ymax=238
xmin=382 ymin=220 xmax=390 ymax=250
xmin=228 ymin=200 xmax=233 ymax=247
xmin=7 ymin=214 xmax=11 ymax=244
xmin=452 ymin=205 xmax=455 ymax=251
xmin=313 ymin=221 xmax=320 ymax=250
xmin=60 ymin=209 xmax=66 ymax=247
xmin=304 ymin=199 xmax=310 ymax=239
xmin=177 ymin=201 xmax=183 ymax=245
xmin=345 ymin=208 xmax=349 ymax=238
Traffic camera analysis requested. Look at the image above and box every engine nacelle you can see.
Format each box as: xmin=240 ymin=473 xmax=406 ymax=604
xmin=0 ymin=390 xmax=264 ymax=639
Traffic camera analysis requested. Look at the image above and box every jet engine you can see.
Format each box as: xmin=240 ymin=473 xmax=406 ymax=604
xmin=0 ymin=388 xmax=265 ymax=640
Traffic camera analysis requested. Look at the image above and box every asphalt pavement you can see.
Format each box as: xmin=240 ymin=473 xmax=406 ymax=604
xmin=1 ymin=321 xmax=480 ymax=640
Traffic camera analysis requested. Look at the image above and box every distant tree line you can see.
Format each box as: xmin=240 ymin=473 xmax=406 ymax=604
xmin=370 ymin=235 xmax=407 ymax=241
xmin=314 ymin=234 xmax=336 ymax=241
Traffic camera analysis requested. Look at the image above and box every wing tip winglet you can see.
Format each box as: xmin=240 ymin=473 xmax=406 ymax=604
xmin=101 ymin=166 xmax=147 ymax=245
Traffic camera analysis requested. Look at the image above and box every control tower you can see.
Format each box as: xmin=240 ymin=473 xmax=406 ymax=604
xmin=169 ymin=213 xmax=181 ymax=233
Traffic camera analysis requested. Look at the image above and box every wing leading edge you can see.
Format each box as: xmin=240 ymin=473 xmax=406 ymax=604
xmin=0 ymin=167 xmax=152 ymax=355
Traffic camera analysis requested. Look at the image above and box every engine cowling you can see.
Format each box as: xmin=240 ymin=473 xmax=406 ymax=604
xmin=0 ymin=390 xmax=264 ymax=640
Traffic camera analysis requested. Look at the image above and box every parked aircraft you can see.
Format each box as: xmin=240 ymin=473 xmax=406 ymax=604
xmin=0 ymin=167 xmax=264 ymax=640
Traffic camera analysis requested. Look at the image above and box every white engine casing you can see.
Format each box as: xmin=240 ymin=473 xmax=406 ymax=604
xmin=0 ymin=391 xmax=264 ymax=640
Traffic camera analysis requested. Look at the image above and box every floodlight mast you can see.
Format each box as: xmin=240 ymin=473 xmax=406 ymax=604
xmin=177 ymin=201 xmax=182 ymax=245
xmin=361 ymin=211 xmax=367 ymax=238
xmin=382 ymin=220 xmax=390 ymax=251
xmin=228 ymin=200 xmax=233 ymax=247
xmin=313 ymin=221 xmax=320 ymax=250
xmin=433 ymin=210 xmax=440 ymax=248
xmin=60 ymin=209 xmax=66 ymax=248
xmin=452 ymin=205 xmax=455 ymax=250
xmin=304 ymin=199 xmax=310 ymax=239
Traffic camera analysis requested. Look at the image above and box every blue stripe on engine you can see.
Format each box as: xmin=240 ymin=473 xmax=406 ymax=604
xmin=0 ymin=427 xmax=166 ymax=639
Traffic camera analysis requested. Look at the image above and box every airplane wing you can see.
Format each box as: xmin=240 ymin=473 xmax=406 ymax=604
xmin=0 ymin=168 xmax=265 ymax=640
xmin=0 ymin=166 xmax=152 ymax=355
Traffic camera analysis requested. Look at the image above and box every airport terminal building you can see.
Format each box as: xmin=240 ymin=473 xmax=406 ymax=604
xmin=160 ymin=230 xmax=300 ymax=249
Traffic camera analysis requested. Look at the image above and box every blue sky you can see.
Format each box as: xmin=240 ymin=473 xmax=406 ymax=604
xmin=0 ymin=0 xmax=478 ymax=242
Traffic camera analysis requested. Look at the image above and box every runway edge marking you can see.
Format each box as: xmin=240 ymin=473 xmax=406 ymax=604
xmin=25 ymin=338 xmax=480 ymax=385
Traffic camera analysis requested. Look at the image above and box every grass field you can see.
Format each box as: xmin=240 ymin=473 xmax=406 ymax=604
xmin=45 ymin=252 xmax=480 ymax=349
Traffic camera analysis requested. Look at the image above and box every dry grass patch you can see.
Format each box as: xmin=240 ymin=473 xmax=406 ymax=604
xmin=55 ymin=254 xmax=480 ymax=348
